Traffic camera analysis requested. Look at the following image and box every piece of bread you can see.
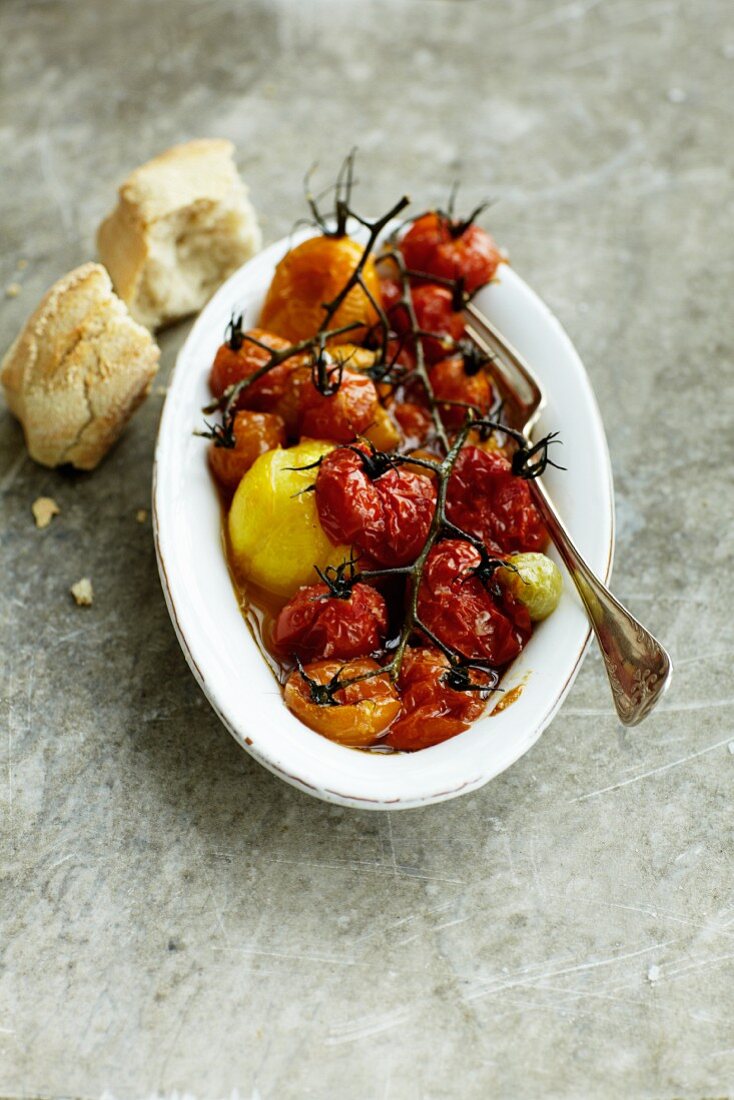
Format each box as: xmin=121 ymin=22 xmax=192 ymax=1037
xmin=1 ymin=263 xmax=159 ymax=470
xmin=97 ymin=139 xmax=261 ymax=330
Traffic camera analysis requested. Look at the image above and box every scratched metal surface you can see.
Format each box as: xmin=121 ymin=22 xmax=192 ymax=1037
xmin=1 ymin=1 xmax=733 ymax=1097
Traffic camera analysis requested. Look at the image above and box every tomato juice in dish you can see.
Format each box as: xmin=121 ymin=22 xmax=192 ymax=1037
xmin=199 ymin=155 xmax=564 ymax=753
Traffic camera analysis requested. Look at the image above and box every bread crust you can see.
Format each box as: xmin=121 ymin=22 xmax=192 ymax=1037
xmin=1 ymin=262 xmax=160 ymax=470
xmin=97 ymin=139 xmax=261 ymax=330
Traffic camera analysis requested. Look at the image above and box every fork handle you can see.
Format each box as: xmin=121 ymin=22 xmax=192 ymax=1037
xmin=529 ymin=477 xmax=672 ymax=725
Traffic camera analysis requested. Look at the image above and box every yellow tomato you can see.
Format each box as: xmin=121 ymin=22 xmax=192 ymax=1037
xmin=228 ymin=440 xmax=351 ymax=597
xmin=329 ymin=344 xmax=378 ymax=371
xmin=260 ymin=235 xmax=381 ymax=345
xmin=362 ymin=404 xmax=401 ymax=452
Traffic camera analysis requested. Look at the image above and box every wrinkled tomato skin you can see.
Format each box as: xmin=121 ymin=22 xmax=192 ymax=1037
xmin=447 ymin=446 xmax=548 ymax=554
xmin=384 ymin=647 xmax=491 ymax=751
xmin=272 ymin=582 xmax=388 ymax=661
xmin=209 ymin=328 xmax=306 ymax=414
xmin=429 ymin=357 xmax=493 ymax=429
xmin=284 ymin=657 xmax=401 ymax=746
xmin=208 ymin=410 xmax=286 ymax=491
xmin=316 ymin=446 xmax=437 ymax=568
xmin=389 ymin=284 xmax=466 ymax=364
xmin=297 ymin=369 xmax=379 ymax=443
xmin=400 ymin=212 xmax=502 ymax=294
xmin=417 ymin=540 xmax=531 ymax=666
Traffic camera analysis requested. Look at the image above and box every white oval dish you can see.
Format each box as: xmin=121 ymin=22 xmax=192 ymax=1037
xmin=153 ymin=227 xmax=614 ymax=810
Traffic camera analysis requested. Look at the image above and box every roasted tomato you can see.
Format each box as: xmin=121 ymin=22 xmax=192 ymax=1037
xmin=208 ymin=410 xmax=286 ymax=491
xmin=393 ymin=401 xmax=434 ymax=447
xmin=316 ymin=445 xmax=437 ymax=567
xmin=402 ymin=447 xmax=441 ymax=482
xmin=400 ymin=211 xmax=502 ymax=293
xmin=298 ymin=368 xmax=379 ymax=443
xmin=284 ymin=657 xmax=400 ymax=746
xmin=384 ymin=335 xmax=416 ymax=373
xmin=272 ymin=582 xmax=388 ymax=661
xmin=447 ymin=446 xmax=548 ymax=554
xmin=385 ymin=647 xmax=491 ymax=751
xmin=260 ymin=235 xmax=381 ymax=345
xmin=429 ymin=356 xmax=493 ymax=429
xmin=329 ymin=343 xmax=378 ymax=372
xmin=378 ymin=274 xmax=403 ymax=315
xmin=389 ymin=284 xmax=466 ymax=364
xmin=228 ymin=440 xmax=351 ymax=597
xmin=417 ymin=539 xmax=531 ymax=666
xmin=498 ymin=552 xmax=563 ymax=622
xmin=209 ymin=328 xmax=305 ymax=413
xmin=362 ymin=404 xmax=401 ymax=452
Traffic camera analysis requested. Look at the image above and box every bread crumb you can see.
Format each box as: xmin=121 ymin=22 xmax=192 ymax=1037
xmin=153 ymin=384 xmax=168 ymax=396
xmin=136 ymin=508 xmax=148 ymax=523
xmin=17 ymin=259 xmax=28 ymax=271
xmin=32 ymin=496 xmax=60 ymax=529
xmin=5 ymin=282 xmax=22 ymax=298
xmin=646 ymin=964 xmax=661 ymax=984
xmin=71 ymin=578 xmax=94 ymax=606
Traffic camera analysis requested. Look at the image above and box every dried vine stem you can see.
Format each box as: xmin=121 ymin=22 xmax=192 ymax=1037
xmin=378 ymin=246 xmax=451 ymax=452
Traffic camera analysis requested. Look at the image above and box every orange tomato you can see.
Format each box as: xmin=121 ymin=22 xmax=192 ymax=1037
xmin=284 ymin=657 xmax=401 ymax=746
xmin=299 ymin=369 xmax=379 ymax=443
xmin=209 ymin=328 xmax=307 ymax=414
xmin=429 ymin=355 xmax=493 ymax=429
xmin=208 ymin=410 xmax=286 ymax=491
xmin=260 ymin=235 xmax=382 ymax=345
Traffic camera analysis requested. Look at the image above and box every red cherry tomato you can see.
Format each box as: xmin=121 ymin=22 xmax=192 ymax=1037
xmin=417 ymin=539 xmax=531 ymax=666
xmin=209 ymin=328 xmax=306 ymax=413
xmin=446 ymin=446 xmax=548 ymax=554
xmin=316 ymin=445 xmax=437 ymax=568
xmin=383 ymin=336 xmax=416 ymax=373
xmin=297 ymin=367 xmax=379 ymax=444
xmin=384 ymin=647 xmax=492 ymax=751
xmin=284 ymin=657 xmax=401 ymax=746
xmin=429 ymin=356 xmax=493 ymax=429
xmin=390 ymin=284 xmax=466 ymax=364
xmin=379 ymin=275 xmax=403 ymax=314
xmin=272 ymin=582 xmax=388 ymax=661
xmin=393 ymin=401 xmax=434 ymax=447
xmin=400 ymin=212 xmax=502 ymax=294
xmin=208 ymin=410 xmax=286 ymax=491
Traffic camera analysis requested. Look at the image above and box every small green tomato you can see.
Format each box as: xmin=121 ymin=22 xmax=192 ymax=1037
xmin=498 ymin=552 xmax=563 ymax=622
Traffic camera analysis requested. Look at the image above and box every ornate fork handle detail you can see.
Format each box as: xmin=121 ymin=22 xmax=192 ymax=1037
xmin=529 ymin=478 xmax=672 ymax=725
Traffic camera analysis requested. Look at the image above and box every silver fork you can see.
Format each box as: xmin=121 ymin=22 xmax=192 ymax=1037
xmin=464 ymin=300 xmax=672 ymax=726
